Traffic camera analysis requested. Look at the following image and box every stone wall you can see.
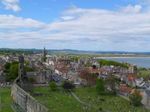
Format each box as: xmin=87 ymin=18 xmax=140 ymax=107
xmin=11 ymin=83 xmax=48 ymax=112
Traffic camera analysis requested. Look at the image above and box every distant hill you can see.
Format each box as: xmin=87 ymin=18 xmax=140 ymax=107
xmin=0 ymin=48 xmax=150 ymax=56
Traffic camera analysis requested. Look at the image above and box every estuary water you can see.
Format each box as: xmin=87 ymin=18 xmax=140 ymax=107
xmin=98 ymin=57 xmax=150 ymax=68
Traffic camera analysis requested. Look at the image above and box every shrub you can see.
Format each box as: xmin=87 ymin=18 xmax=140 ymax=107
xmin=62 ymin=81 xmax=75 ymax=91
xmin=49 ymin=81 xmax=57 ymax=91
xmin=129 ymin=90 xmax=142 ymax=107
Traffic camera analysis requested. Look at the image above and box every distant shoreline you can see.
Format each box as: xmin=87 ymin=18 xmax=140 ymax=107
xmin=96 ymin=56 xmax=150 ymax=58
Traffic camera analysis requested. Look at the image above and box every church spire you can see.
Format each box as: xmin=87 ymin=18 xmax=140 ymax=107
xmin=43 ymin=47 xmax=47 ymax=62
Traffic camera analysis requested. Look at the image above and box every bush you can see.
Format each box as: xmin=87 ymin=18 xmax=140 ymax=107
xmin=62 ymin=81 xmax=75 ymax=91
xmin=129 ymin=90 xmax=142 ymax=107
xmin=96 ymin=79 xmax=105 ymax=95
xmin=49 ymin=81 xmax=57 ymax=91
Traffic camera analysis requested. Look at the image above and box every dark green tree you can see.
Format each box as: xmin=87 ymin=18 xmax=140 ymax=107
xmin=62 ymin=81 xmax=75 ymax=91
xmin=6 ymin=63 xmax=18 ymax=81
xmin=105 ymin=75 xmax=116 ymax=95
xmin=96 ymin=79 xmax=105 ymax=95
xmin=49 ymin=81 xmax=57 ymax=91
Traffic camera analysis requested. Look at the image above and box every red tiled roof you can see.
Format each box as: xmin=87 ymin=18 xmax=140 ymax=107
xmin=127 ymin=74 xmax=137 ymax=81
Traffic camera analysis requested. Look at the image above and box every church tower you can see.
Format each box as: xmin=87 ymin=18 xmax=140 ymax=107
xmin=43 ymin=47 xmax=47 ymax=62
xmin=18 ymin=55 xmax=28 ymax=86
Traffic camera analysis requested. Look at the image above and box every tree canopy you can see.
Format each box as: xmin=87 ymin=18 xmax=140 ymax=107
xmin=98 ymin=59 xmax=128 ymax=68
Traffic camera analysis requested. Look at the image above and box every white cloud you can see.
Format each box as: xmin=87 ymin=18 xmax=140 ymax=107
xmin=121 ymin=4 xmax=142 ymax=13
xmin=1 ymin=5 xmax=150 ymax=51
xmin=0 ymin=15 xmax=46 ymax=29
xmin=0 ymin=0 xmax=21 ymax=12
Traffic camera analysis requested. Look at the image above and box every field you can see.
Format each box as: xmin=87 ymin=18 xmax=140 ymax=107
xmin=0 ymin=87 xmax=13 ymax=112
xmin=33 ymin=87 xmax=150 ymax=112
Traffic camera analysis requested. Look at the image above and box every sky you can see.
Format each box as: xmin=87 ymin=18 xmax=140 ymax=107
xmin=0 ymin=0 xmax=150 ymax=51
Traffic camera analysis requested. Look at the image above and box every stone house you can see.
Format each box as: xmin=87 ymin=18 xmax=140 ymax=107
xmin=142 ymin=90 xmax=150 ymax=107
xmin=27 ymin=71 xmax=51 ymax=84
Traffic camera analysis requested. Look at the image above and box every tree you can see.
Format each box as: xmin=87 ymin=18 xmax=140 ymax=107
xmin=105 ymin=75 xmax=116 ymax=95
xmin=49 ymin=81 xmax=57 ymax=91
xmin=129 ymin=90 xmax=142 ymax=106
xmin=62 ymin=81 xmax=75 ymax=91
xmin=4 ymin=62 xmax=11 ymax=72
xmin=4 ymin=61 xmax=34 ymax=82
xmin=5 ymin=62 xmax=19 ymax=81
xmin=96 ymin=79 xmax=105 ymax=95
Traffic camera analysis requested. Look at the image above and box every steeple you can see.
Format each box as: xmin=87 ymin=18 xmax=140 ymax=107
xmin=43 ymin=47 xmax=47 ymax=62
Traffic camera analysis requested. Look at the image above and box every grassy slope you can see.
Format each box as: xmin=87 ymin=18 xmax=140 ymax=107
xmin=34 ymin=87 xmax=150 ymax=112
xmin=0 ymin=87 xmax=13 ymax=112
xmin=75 ymin=87 xmax=149 ymax=112
xmin=33 ymin=87 xmax=84 ymax=112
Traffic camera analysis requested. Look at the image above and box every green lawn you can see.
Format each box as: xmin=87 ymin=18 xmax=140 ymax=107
xmin=33 ymin=87 xmax=150 ymax=112
xmin=0 ymin=87 xmax=13 ymax=112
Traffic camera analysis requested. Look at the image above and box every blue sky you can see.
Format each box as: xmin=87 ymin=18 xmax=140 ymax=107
xmin=0 ymin=0 xmax=150 ymax=51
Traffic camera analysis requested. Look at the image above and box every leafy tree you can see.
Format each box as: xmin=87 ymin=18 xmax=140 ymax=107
xmin=129 ymin=90 xmax=142 ymax=106
xmin=4 ymin=62 xmax=11 ymax=71
xmin=96 ymin=79 xmax=105 ymax=95
xmin=49 ymin=81 xmax=57 ymax=91
xmin=4 ymin=61 xmax=34 ymax=82
xmin=3 ymin=64 xmax=10 ymax=73
xmin=5 ymin=62 xmax=19 ymax=82
xmin=25 ymin=66 xmax=34 ymax=72
xmin=105 ymin=75 xmax=116 ymax=95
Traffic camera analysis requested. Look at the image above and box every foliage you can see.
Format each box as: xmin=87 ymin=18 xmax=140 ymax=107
xmin=49 ymin=81 xmax=57 ymax=91
xmin=62 ymin=81 xmax=75 ymax=91
xmin=70 ymin=56 xmax=80 ymax=62
xmin=105 ymin=76 xmax=116 ymax=95
xmin=4 ymin=62 xmax=11 ymax=71
xmin=4 ymin=61 xmax=34 ymax=82
xmin=96 ymin=79 xmax=105 ymax=95
xmin=5 ymin=62 xmax=19 ymax=82
xmin=98 ymin=59 xmax=128 ymax=68
xmin=0 ymin=49 xmax=34 ymax=55
xmin=25 ymin=66 xmax=34 ymax=72
xmin=137 ymin=69 xmax=150 ymax=80
xmin=129 ymin=90 xmax=142 ymax=107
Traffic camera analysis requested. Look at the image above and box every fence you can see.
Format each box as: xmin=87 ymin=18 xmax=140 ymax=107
xmin=11 ymin=80 xmax=48 ymax=112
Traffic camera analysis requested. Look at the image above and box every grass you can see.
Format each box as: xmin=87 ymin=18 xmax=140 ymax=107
xmin=33 ymin=87 xmax=150 ymax=112
xmin=75 ymin=87 xmax=150 ymax=112
xmin=0 ymin=87 xmax=13 ymax=112
xmin=33 ymin=87 xmax=84 ymax=112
